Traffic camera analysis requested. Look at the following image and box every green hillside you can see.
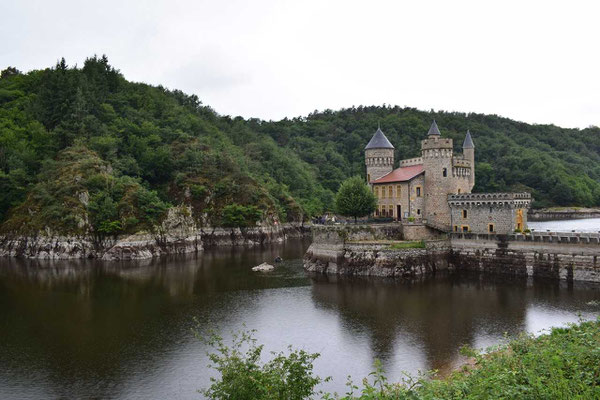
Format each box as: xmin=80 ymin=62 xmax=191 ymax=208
xmin=1 ymin=56 xmax=599 ymax=235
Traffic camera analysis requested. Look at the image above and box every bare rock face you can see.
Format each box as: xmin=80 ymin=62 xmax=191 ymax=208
xmin=0 ymin=203 xmax=310 ymax=261
xmin=252 ymin=262 xmax=275 ymax=272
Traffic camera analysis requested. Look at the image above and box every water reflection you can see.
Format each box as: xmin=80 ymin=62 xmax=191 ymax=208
xmin=0 ymin=238 xmax=599 ymax=399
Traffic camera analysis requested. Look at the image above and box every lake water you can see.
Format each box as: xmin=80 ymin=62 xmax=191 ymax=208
xmin=529 ymin=217 xmax=600 ymax=233
xmin=1 ymin=233 xmax=600 ymax=399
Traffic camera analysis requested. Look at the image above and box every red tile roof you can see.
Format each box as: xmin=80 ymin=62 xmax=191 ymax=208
xmin=372 ymin=164 xmax=424 ymax=183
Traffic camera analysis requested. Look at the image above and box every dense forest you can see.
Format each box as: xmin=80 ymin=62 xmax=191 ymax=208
xmin=1 ymin=56 xmax=599 ymax=236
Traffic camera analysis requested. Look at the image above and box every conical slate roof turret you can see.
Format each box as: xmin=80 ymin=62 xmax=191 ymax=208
xmin=427 ymin=120 xmax=441 ymax=136
xmin=463 ymin=130 xmax=475 ymax=148
xmin=365 ymin=125 xmax=394 ymax=150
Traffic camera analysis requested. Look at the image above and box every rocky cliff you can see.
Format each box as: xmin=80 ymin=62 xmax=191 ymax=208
xmin=0 ymin=206 xmax=309 ymax=261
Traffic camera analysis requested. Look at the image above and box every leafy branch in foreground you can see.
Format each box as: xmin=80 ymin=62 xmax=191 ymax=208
xmin=195 ymin=323 xmax=328 ymax=400
xmin=196 ymin=318 xmax=600 ymax=400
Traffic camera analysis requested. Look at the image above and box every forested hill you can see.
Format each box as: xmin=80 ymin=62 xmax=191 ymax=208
xmin=0 ymin=57 xmax=599 ymax=235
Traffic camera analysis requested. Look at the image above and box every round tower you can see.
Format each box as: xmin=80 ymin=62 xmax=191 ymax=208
xmin=421 ymin=120 xmax=454 ymax=229
xmin=365 ymin=126 xmax=394 ymax=182
xmin=463 ymin=130 xmax=475 ymax=190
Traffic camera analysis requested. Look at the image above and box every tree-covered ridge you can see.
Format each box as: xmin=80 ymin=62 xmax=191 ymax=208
xmin=259 ymin=106 xmax=600 ymax=208
xmin=0 ymin=56 xmax=329 ymax=235
xmin=1 ymin=56 xmax=599 ymax=235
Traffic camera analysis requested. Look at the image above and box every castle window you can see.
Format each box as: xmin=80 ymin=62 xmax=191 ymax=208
xmin=417 ymin=209 xmax=421 ymax=215
xmin=374 ymin=186 xmax=378 ymax=198
xmin=462 ymin=209 xmax=468 ymax=218
xmin=458 ymin=189 xmax=461 ymax=194
xmin=443 ymin=168 xmax=447 ymax=177
xmin=416 ymin=186 xmax=422 ymax=197
xmin=462 ymin=226 xmax=469 ymax=232
xmin=396 ymin=185 xmax=401 ymax=197
xmin=381 ymin=186 xmax=386 ymax=199
xmin=488 ymin=224 xmax=495 ymax=233
xmin=389 ymin=205 xmax=394 ymax=217
xmin=454 ymin=225 xmax=458 ymax=232
xmin=388 ymin=186 xmax=393 ymax=198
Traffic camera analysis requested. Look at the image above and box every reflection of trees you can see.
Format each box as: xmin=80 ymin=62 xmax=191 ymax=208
xmin=309 ymin=272 xmax=535 ymax=374
xmin=0 ymin=238 xmax=311 ymax=399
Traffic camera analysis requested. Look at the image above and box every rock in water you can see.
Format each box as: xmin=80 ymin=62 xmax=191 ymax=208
xmin=274 ymin=256 xmax=283 ymax=263
xmin=252 ymin=262 xmax=275 ymax=272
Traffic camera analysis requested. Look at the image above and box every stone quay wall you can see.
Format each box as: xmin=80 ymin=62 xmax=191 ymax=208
xmin=304 ymin=226 xmax=600 ymax=283
xmin=304 ymin=225 xmax=449 ymax=278
xmin=450 ymin=232 xmax=600 ymax=282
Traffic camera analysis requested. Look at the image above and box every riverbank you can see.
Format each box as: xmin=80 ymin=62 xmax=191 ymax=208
xmin=0 ymin=223 xmax=310 ymax=260
xmin=328 ymin=318 xmax=600 ymax=399
xmin=529 ymin=207 xmax=600 ymax=221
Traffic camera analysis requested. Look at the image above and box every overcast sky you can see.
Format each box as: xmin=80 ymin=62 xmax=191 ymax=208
xmin=1 ymin=0 xmax=599 ymax=128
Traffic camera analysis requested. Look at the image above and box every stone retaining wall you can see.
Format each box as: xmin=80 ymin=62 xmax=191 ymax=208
xmin=450 ymin=233 xmax=600 ymax=282
xmin=304 ymin=226 xmax=600 ymax=283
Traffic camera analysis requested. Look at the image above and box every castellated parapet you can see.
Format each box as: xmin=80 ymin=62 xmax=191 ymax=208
xmin=448 ymin=193 xmax=532 ymax=234
xmin=365 ymin=148 xmax=395 ymax=182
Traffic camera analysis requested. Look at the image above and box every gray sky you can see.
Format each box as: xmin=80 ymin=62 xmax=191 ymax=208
xmin=2 ymin=0 xmax=599 ymax=128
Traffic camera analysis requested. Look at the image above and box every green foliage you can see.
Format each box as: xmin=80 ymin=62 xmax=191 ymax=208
xmin=1 ymin=56 xmax=600 ymax=234
xmin=335 ymin=176 xmax=377 ymax=222
xmin=221 ymin=204 xmax=262 ymax=228
xmin=201 ymin=319 xmax=600 ymax=400
xmin=197 ymin=327 xmax=327 ymax=400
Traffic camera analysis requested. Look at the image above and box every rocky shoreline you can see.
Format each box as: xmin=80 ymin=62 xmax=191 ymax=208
xmin=528 ymin=207 xmax=600 ymax=221
xmin=0 ymin=223 xmax=310 ymax=261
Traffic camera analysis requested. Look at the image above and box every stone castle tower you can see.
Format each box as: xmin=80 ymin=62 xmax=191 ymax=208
xmin=364 ymin=125 xmax=395 ymax=182
xmin=365 ymin=121 xmax=475 ymax=229
xmin=420 ymin=121 xmax=474 ymax=228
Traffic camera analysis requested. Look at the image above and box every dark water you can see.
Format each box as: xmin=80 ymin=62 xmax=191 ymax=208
xmin=1 ymin=238 xmax=600 ymax=399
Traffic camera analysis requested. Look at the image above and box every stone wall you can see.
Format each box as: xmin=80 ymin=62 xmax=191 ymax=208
xmin=304 ymin=225 xmax=448 ymax=278
xmin=365 ymin=148 xmax=394 ymax=182
xmin=450 ymin=232 xmax=600 ymax=282
xmin=448 ymin=193 xmax=531 ymax=234
xmin=304 ymin=225 xmax=600 ymax=283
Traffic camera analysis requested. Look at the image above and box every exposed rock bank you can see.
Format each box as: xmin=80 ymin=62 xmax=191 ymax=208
xmin=0 ymin=224 xmax=309 ymax=261
xmin=528 ymin=208 xmax=600 ymax=221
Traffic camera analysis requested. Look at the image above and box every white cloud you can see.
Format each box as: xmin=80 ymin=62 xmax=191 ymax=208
xmin=1 ymin=0 xmax=598 ymax=128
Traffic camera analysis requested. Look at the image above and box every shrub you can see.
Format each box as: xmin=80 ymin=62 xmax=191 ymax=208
xmin=197 ymin=326 xmax=328 ymax=400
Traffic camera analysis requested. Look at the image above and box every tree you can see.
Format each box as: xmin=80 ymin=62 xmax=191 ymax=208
xmin=334 ymin=176 xmax=377 ymax=223
xmin=221 ymin=204 xmax=262 ymax=228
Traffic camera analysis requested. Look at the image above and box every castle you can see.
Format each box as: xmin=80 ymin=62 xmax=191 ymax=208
xmin=365 ymin=121 xmax=531 ymax=234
